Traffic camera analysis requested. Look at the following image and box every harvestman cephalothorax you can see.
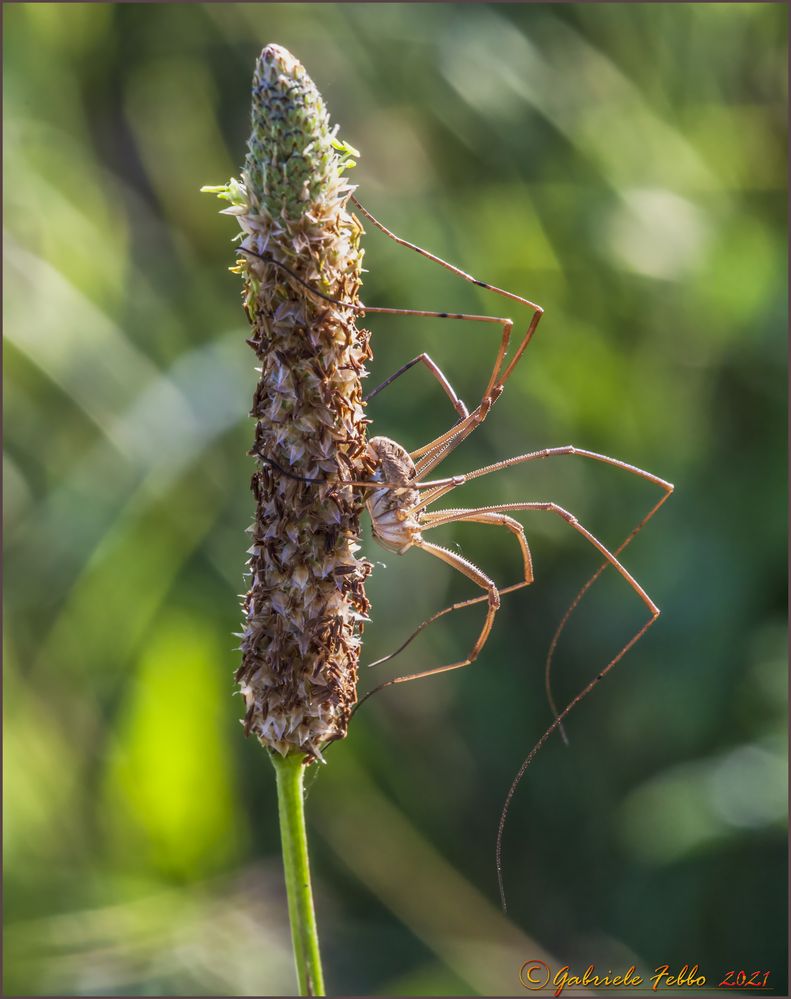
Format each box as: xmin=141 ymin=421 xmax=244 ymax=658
xmin=239 ymin=196 xmax=674 ymax=910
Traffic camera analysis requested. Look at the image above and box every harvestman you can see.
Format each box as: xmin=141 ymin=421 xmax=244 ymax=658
xmin=239 ymin=196 xmax=674 ymax=909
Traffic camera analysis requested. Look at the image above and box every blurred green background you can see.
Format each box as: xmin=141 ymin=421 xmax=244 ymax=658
xmin=4 ymin=3 xmax=787 ymax=996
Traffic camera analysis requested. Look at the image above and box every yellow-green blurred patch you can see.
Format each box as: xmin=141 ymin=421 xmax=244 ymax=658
xmin=103 ymin=615 xmax=247 ymax=878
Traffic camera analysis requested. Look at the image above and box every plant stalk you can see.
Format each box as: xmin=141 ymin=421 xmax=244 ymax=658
xmin=271 ymin=752 xmax=325 ymax=997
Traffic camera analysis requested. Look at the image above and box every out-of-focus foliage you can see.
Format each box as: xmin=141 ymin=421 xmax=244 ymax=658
xmin=4 ymin=4 xmax=787 ymax=996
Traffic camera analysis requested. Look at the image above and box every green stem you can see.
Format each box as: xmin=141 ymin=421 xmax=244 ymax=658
xmin=271 ymin=752 xmax=326 ymax=996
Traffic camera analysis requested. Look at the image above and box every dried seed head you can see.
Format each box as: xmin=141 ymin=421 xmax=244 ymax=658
xmin=205 ymin=44 xmax=372 ymax=760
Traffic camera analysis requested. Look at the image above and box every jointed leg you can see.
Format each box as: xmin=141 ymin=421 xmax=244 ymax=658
xmin=366 ymin=511 xmax=534 ymax=672
xmin=355 ymin=541 xmax=500 ymax=711
xmin=363 ymin=436 xmax=666 ymax=501
xmin=236 ymin=245 xmax=363 ymax=312
xmin=407 ymin=444 xmax=672 ymax=521
xmin=363 ymin=479 xmax=661 ymax=698
xmin=240 ymin=233 xmax=544 ymax=485
xmin=496 ymin=609 xmax=658 ymax=913
xmin=350 ymin=197 xmax=545 ymax=468
xmin=410 ymin=309 xmax=542 ymax=474
xmin=404 ymin=444 xmax=633 ymax=520
xmin=449 ymin=501 xmax=659 ymax=615
xmin=460 ymin=445 xmax=674 ymax=492
xmin=351 ymin=196 xmax=542 ymax=313
xmin=473 ymin=499 xmax=666 ymax=912
xmin=365 ymin=352 xmax=470 ymax=419
xmin=423 ymin=510 xmax=533 ymax=583
xmin=545 ymin=486 xmax=674 ymax=744
xmin=426 ymin=497 xmax=661 ymax=913
xmin=436 ymin=442 xmax=672 ymax=742
xmin=361 ymin=302 xmax=518 ymax=432
xmin=238 ymin=245 xmax=517 ymax=430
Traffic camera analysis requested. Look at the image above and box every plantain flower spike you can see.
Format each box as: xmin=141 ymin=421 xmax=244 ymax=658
xmin=204 ymin=44 xmax=373 ymax=761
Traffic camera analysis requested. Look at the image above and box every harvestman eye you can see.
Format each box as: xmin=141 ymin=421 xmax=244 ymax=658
xmin=240 ymin=198 xmax=673 ymax=912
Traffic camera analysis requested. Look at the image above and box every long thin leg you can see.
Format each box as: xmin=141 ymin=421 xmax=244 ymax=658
xmin=496 ymin=611 xmax=658 ymax=913
xmin=256 ymin=458 xmax=468 ymax=495
xmin=459 ymin=445 xmax=674 ymax=493
xmin=421 ymin=497 xmax=662 ymax=915
xmin=363 ymin=458 xmax=670 ymax=678
xmin=365 ymin=307 xmax=513 ymax=408
xmin=354 ymin=541 xmax=500 ymax=712
xmin=341 ymin=473 xmax=467 ymax=492
xmin=366 ymin=511 xmax=534 ymax=671
xmin=410 ymin=309 xmax=542 ymax=472
xmin=423 ymin=510 xmax=533 ymax=584
xmin=545 ymin=486 xmax=674 ymax=745
xmin=238 ymin=245 xmax=516 ymax=422
xmin=365 ymin=353 xmax=469 ymax=419
xmin=367 ymin=489 xmax=659 ymax=684
xmin=351 ymin=196 xmax=542 ymax=313
xmin=350 ymin=198 xmax=545 ymax=466
xmin=361 ymin=497 xmax=659 ymax=727
xmin=411 ymin=500 xmax=664 ymax=914
xmin=240 ymin=235 xmax=544 ymax=484
xmin=436 ymin=501 xmax=658 ymax=614
xmin=409 ymin=445 xmax=673 ymax=519
xmin=416 ymin=443 xmax=672 ymax=741
xmin=268 ymin=444 xmax=670 ymax=573
xmin=237 ymin=245 xmax=362 ymax=311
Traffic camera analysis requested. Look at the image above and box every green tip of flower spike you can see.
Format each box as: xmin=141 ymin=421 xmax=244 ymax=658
xmin=243 ymin=43 xmax=357 ymax=221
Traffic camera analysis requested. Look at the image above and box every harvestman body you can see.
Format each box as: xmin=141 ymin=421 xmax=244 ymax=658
xmin=365 ymin=438 xmax=424 ymax=554
xmin=238 ymin=196 xmax=674 ymax=910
